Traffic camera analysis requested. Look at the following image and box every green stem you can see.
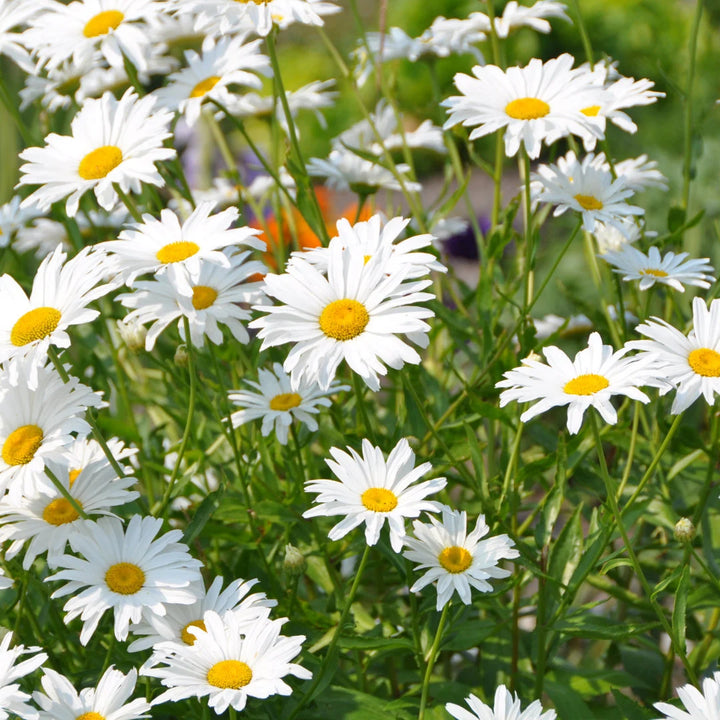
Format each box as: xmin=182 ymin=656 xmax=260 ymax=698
xmin=44 ymin=466 xmax=89 ymax=519
xmin=682 ymin=0 xmax=704 ymax=211
xmin=113 ymin=184 xmax=143 ymax=223
xmin=568 ymin=0 xmax=594 ymax=68
xmin=417 ymin=604 xmax=450 ymax=720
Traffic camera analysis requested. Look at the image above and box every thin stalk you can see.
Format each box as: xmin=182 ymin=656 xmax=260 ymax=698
xmin=682 ymin=0 xmax=704 ymax=211
xmin=113 ymin=184 xmax=143 ymax=223
xmin=44 ymin=466 xmax=88 ymax=520
xmin=205 ymin=109 xmax=240 ymax=180
xmin=568 ymin=0 xmax=594 ymax=68
xmin=417 ymin=604 xmax=450 ymax=720
xmin=352 ymin=374 xmax=376 ymax=444
xmin=616 ymin=401 xmax=641 ymax=498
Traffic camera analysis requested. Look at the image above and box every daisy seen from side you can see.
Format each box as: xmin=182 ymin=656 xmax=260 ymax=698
xmin=447 ymin=685 xmax=556 ymax=720
xmin=654 ymin=672 xmax=720 ymax=720
xmin=0 ymin=633 xmax=47 ymax=720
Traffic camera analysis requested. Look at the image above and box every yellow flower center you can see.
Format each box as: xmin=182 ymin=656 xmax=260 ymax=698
xmin=505 ymin=97 xmax=550 ymax=120
xmin=191 ymin=285 xmax=218 ymax=310
xmin=190 ymin=75 xmax=221 ymax=98
xmin=581 ymin=105 xmax=602 ymax=117
xmin=639 ymin=268 xmax=668 ymax=277
xmin=363 ymin=254 xmax=372 ymax=265
xmin=563 ymin=373 xmax=610 ymax=395
xmin=688 ymin=348 xmax=720 ymax=377
xmin=181 ymin=619 xmax=207 ymax=645
xmin=2 ymin=425 xmax=44 ymax=466
xmin=69 ymin=468 xmax=82 ymax=487
xmin=11 ymin=307 xmax=61 ymax=347
xmin=78 ymin=146 xmax=123 ymax=180
xmin=361 ymin=487 xmax=398 ymax=513
xmin=156 ymin=241 xmax=200 ymax=264
xmin=574 ymin=194 xmax=604 ymax=211
xmin=42 ymin=498 xmax=81 ymax=526
xmin=76 ymin=713 xmax=105 ymax=720
xmin=319 ymin=299 xmax=369 ymax=341
xmin=438 ymin=545 xmax=473 ymax=574
xmin=83 ymin=9 xmax=124 ymax=37
xmin=269 ymin=392 xmax=302 ymax=411
xmin=206 ymin=660 xmax=253 ymax=689
xmin=105 ymin=562 xmax=145 ymax=595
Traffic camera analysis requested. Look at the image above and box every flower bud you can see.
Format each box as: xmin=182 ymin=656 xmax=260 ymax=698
xmin=117 ymin=316 xmax=146 ymax=352
xmin=174 ymin=344 xmax=189 ymax=367
xmin=674 ymin=517 xmax=695 ymax=543
xmin=283 ymin=544 xmax=306 ymax=578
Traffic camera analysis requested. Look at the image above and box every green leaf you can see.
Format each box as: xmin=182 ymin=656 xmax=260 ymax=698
xmin=181 ymin=485 xmax=224 ymax=545
xmin=545 ymin=680 xmax=595 ymax=719
xmin=672 ymin=565 xmax=690 ymax=655
xmin=548 ymin=503 xmax=584 ymax=589
xmin=554 ymin=613 xmax=657 ymax=640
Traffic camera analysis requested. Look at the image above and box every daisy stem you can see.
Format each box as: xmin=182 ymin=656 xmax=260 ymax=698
xmin=520 ymin=149 xmax=535 ymax=315
xmin=112 ymin=184 xmax=143 ymax=223
xmin=44 ymin=465 xmax=89 ymax=520
xmin=589 ymin=413 xmax=698 ymax=685
xmin=205 ymin=109 xmax=240 ymax=180
xmin=616 ymin=400 xmax=641 ymax=499
xmin=158 ymin=317 xmax=198 ymax=516
xmin=568 ymin=0 xmax=595 ymax=68
xmin=352 ymin=374 xmax=377 ymax=444
xmin=682 ymin=0 xmax=704 ymax=211
xmin=417 ymin=603 xmax=450 ymax=720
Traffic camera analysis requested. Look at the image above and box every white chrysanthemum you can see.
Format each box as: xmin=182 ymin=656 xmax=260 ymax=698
xmin=154 ymin=36 xmax=270 ymax=126
xmin=143 ymin=610 xmax=311 ymax=714
xmin=493 ymin=0 xmax=569 ymax=38
xmin=628 ymin=297 xmax=720 ymax=414
xmin=602 ymin=245 xmax=714 ymax=292
xmin=229 ymin=362 xmax=348 ymax=445
xmin=18 ymin=90 xmax=175 ymax=217
xmin=0 ymin=458 xmax=139 ymax=569
xmin=34 ymin=666 xmax=150 ymax=720
xmin=103 ymin=202 xmax=264 ymax=285
xmin=292 ymin=215 xmax=445 ymax=280
xmin=118 ymin=249 xmax=265 ymax=349
xmin=251 ymin=237 xmax=434 ymax=391
xmin=0 ymin=361 xmax=104 ymax=497
xmin=443 ymin=54 xmax=604 ymax=159
xmin=22 ymin=0 xmax=164 ymax=72
xmin=497 ymin=332 xmax=654 ymax=434
xmin=0 ymin=245 xmax=115 ymax=380
xmin=307 ymin=149 xmax=422 ymax=195
xmin=0 ymin=569 xmax=11 ymax=591
xmin=129 ymin=576 xmax=276 ymax=654
xmin=403 ymin=506 xmax=518 ymax=610
xmin=48 ymin=514 xmax=203 ymax=645
xmin=654 ymin=672 xmax=720 ymax=720
xmin=531 ymin=150 xmax=644 ymax=235
xmin=303 ymin=438 xmax=446 ymax=552
xmin=447 ymin=685 xmax=556 ymax=720
xmin=0 ymin=633 xmax=47 ymax=720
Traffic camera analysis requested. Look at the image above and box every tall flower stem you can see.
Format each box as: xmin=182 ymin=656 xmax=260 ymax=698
xmin=417 ymin=604 xmax=450 ymax=720
xmin=682 ymin=0 xmax=704 ymax=211
xmin=44 ymin=466 xmax=88 ymax=519
xmin=112 ymin=184 xmax=143 ymax=223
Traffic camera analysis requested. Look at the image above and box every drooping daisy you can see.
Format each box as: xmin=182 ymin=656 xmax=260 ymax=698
xmin=102 ymin=202 xmax=264 ymax=285
xmin=0 ymin=360 xmax=104 ymax=497
xmin=0 ymin=245 xmax=115 ymax=379
xmin=33 ymin=666 xmax=150 ymax=720
xmin=251 ymin=238 xmax=434 ymax=391
xmin=531 ymin=150 xmax=644 ymax=236
xmin=48 ymin=514 xmax=203 ymax=645
xmin=13 ymin=218 xmax=70 ymax=259
xmin=129 ymin=575 xmax=276 ymax=654
xmin=143 ymin=610 xmax=311 ymax=714
xmin=628 ymin=297 xmax=720 ymax=414
xmin=493 ymin=0 xmax=569 ymax=38
xmin=0 ymin=0 xmax=42 ymax=72
xmin=601 ymin=245 xmax=714 ymax=292
xmin=593 ymin=218 xmax=645 ymax=255
xmin=496 ymin=332 xmax=654 ymax=434
xmin=447 ymin=686 xmax=556 ymax=720
xmin=18 ymin=89 xmax=175 ymax=216
xmin=153 ymin=36 xmax=270 ymax=126
xmin=303 ymin=438 xmax=446 ymax=552
xmin=0 ymin=632 xmax=47 ymax=720
xmin=615 ymin=154 xmax=669 ymax=192
xmin=117 ymin=249 xmax=266 ymax=349
xmin=654 ymin=672 xmax=720 ymax=720
xmin=0 ymin=196 xmax=40 ymax=248
xmin=443 ymin=54 xmax=604 ymax=159
xmin=0 ymin=457 xmax=139 ymax=569
xmin=403 ymin=506 xmax=518 ymax=610
xmin=229 ymin=362 xmax=349 ymax=445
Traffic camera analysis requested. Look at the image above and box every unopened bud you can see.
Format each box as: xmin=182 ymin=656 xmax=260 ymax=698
xmin=174 ymin=344 xmax=189 ymax=367
xmin=117 ymin=316 xmax=147 ymax=352
xmin=522 ymin=351 xmax=542 ymax=365
xmin=283 ymin=544 xmax=306 ymax=578
xmin=674 ymin=517 xmax=695 ymax=543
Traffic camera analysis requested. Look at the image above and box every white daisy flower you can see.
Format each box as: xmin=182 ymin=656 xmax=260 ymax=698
xmin=493 ymin=0 xmax=570 ymax=38
xmin=102 ymin=201 xmax=264 ymax=285
xmin=0 ymin=457 xmax=139 ymax=569
xmin=628 ymin=297 xmax=720 ymax=414
xmin=403 ymin=506 xmax=518 ymax=610
xmin=531 ymin=150 xmax=644 ymax=236
xmin=34 ymin=666 xmax=150 ymax=720
xmin=443 ymin=53 xmax=604 ymax=159
xmin=154 ymin=36 xmax=270 ymax=127
xmin=654 ymin=672 xmax=720 ymax=720
xmin=0 ymin=632 xmax=47 ymax=720
xmin=303 ymin=438 xmax=446 ymax=553
xmin=615 ymin=154 xmax=669 ymax=192
xmin=292 ymin=214 xmax=446 ymax=280
xmin=48 ymin=514 xmax=203 ymax=645
xmin=447 ymin=685 xmax=556 ymax=720
xmin=251 ymin=236 xmax=434 ymax=391
xmin=420 ymin=14 xmax=487 ymax=58
xmin=18 ymin=89 xmax=175 ymax=217
xmin=352 ymin=28 xmax=425 ymax=87
xmin=143 ymin=610 xmax=311 ymax=714
xmin=601 ymin=245 xmax=714 ymax=292
xmin=229 ymin=362 xmax=349 ymax=445
xmin=129 ymin=575 xmax=276 ymax=654
xmin=496 ymin=332 xmax=654 ymax=434
xmin=0 ymin=569 xmax=11 ymax=591
xmin=593 ymin=218 xmax=644 ymax=255
xmin=0 ymin=360 xmax=104 ymax=498
xmin=0 ymin=245 xmax=115 ymax=381
xmin=13 ymin=218 xmax=70 ymax=259
xmin=117 ymin=249 xmax=266 ymax=349
xmin=22 ymin=0 xmax=164 ymax=73
xmin=0 ymin=196 xmax=41 ymax=248
xmin=62 ymin=436 xmax=137 ymax=481
xmin=0 ymin=0 xmax=44 ymax=71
